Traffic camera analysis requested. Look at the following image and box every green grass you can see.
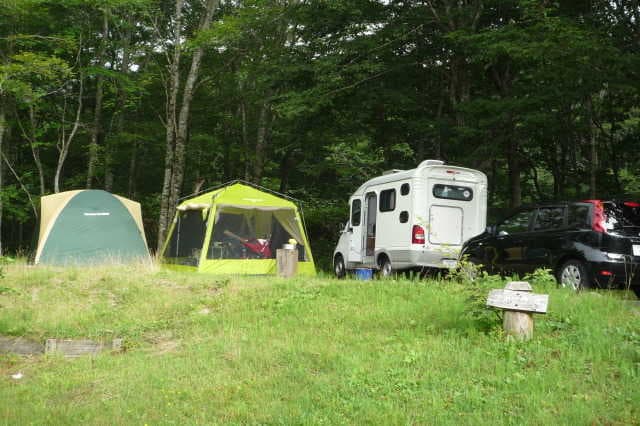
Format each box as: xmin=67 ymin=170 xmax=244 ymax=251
xmin=0 ymin=263 xmax=639 ymax=425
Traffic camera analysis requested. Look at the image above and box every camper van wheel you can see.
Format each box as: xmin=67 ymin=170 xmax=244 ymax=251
xmin=379 ymin=256 xmax=393 ymax=278
xmin=334 ymin=254 xmax=346 ymax=279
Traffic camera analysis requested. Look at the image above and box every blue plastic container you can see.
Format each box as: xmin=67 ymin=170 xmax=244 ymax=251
xmin=354 ymin=268 xmax=373 ymax=280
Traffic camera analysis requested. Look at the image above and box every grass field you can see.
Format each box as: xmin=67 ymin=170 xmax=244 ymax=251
xmin=0 ymin=263 xmax=639 ymax=425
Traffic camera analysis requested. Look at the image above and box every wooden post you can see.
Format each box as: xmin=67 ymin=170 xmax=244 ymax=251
xmin=486 ymin=281 xmax=549 ymax=341
xmin=276 ymin=248 xmax=298 ymax=278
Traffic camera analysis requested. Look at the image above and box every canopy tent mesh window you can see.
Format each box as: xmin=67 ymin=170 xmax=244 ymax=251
xmin=161 ymin=182 xmax=316 ymax=275
xmin=206 ymin=209 xmax=308 ymax=261
xmin=164 ymin=210 xmax=207 ymax=266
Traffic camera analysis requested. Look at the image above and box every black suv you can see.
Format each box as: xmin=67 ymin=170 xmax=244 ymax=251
xmin=461 ymin=200 xmax=640 ymax=293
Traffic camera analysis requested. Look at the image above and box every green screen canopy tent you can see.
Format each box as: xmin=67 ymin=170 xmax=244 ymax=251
xmin=161 ymin=182 xmax=316 ymax=275
xmin=35 ymin=190 xmax=150 ymax=265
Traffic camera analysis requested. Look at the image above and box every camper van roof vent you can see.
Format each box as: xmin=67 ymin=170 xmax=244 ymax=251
xmin=383 ymin=169 xmax=405 ymax=175
xmin=419 ymin=159 xmax=445 ymax=167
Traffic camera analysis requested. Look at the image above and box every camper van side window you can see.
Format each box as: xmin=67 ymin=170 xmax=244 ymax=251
xmin=401 ymin=183 xmax=410 ymax=195
xmin=380 ymin=189 xmax=396 ymax=212
xmin=433 ymin=184 xmax=473 ymax=201
xmin=351 ymin=200 xmax=362 ymax=226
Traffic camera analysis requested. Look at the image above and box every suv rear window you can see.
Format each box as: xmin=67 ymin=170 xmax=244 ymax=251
xmin=567 ymin=204 xmax=590 ymax=229
xmin=603 ymin=202 xmax=640 ymax=231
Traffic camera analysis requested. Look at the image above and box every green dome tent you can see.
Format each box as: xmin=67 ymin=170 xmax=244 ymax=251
xmin=160 ymin=182 xmax=316 ymax=275
xmin=35 ymin=190 xmax=150 ymax=265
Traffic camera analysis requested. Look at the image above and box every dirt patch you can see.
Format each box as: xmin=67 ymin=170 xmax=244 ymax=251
xmin=144 ymin=330 xmax=181 ymax=355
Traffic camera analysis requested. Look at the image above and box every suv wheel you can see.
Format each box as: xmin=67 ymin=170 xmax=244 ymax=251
xmin=558 ymin=260 xmax=590 ymax=291
xmin=334 ymin=254 xmax=346 ymax=279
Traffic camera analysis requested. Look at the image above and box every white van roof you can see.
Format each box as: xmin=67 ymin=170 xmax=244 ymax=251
xmin=352 ymin=160 xmax=487 ymax=196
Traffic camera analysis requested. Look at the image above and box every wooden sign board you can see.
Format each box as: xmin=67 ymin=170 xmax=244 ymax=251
xmin=45 ymin=338 xmax=123 ymax=358
xmin=487 ymin=289 xmax=549 ymax=314
xmin=504 ymin=281 xmax=532 ymax=292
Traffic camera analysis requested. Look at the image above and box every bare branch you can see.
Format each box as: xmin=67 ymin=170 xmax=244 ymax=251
xmin=0 ymin=150 xmax=38 ymax=219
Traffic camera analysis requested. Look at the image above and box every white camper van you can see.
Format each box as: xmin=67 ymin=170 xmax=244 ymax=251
xmin=333 ymin=159 xmax=487 ymax=277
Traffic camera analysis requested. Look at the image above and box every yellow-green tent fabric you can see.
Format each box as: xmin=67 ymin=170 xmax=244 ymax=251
xmin=160 ymin=182 xmax=316 ymax=275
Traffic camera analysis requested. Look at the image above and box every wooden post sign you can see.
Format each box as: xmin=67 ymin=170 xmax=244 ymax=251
xmin=276 ymin=248 xmax=298 ymax=278
xmin=486 ymin=281 xmax=549 ymax=340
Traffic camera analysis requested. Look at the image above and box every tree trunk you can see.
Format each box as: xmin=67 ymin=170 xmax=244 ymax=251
xmin=586 ymin=96 xmax=597 ymax=199
xmin=167 ymin=0 xmax=219 ymax=217
xmin=106 ymin=15 xmax=133 ymax=192
xmin=157 ymin=0 xmax=184 ymax=251
xmin=87 ymin=10 xmax=109 ymax=189
xmin=434 ymin=93 xmax=445 ymax=159
xmin=54 ymin=75 xmax=84 ymax=193
xmin=551 ymin=142 xmax=560 ymax=200
xmin=157 ymin=0 xmax=219 ymax=250
xmin=127 ymin=140 xmax=138 ymax=197
xmin=559 ymin=140 xmax=568 ymax=199
xmin=253 ymin=97 xmax=272 ymax=184
xmin=240 ymin=100 xmax=250 ymax=180
xmin=28 ymin=105 xmax=46 ymax=195
xmin=507 ymin=137 xmax=521 ymax=208
xmin=279 ymin=147 xmax=297 ymax=193
xmin=489 ymin=159 xmax=497 ymax=205
xmin=450 ymin=55 xmax=468 ymax=127
xmin=0 ymin=103 xmax=5 ymax=256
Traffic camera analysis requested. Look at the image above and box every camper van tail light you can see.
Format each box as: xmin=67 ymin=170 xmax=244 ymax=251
xmin=584 ymin=199 xmax=606 ymax=233
xmin=412 ymin=225 xmax=425 ymax=244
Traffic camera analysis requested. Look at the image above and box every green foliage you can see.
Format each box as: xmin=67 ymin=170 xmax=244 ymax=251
xmin=524 ymin=268 xmax=558 ymax=291
xmin=620 ymin=168 xmax=640 ymax=198
xmin=302 ymin=199 xmax=348 ymax=271
xmin=0 ymin=52 xmax=72 ymax=102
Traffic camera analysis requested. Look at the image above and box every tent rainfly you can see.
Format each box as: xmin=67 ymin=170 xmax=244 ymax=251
xmin=161 ymin=182 xmax=316 ymax=275
xmin=35 ymin=190 xmax=150 ymax=265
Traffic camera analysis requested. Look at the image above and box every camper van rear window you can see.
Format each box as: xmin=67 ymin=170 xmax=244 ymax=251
xmin=433 ymin=184 xmax=473 ymax=201
xmin=380 ymin=189 xmax=396 ymax=212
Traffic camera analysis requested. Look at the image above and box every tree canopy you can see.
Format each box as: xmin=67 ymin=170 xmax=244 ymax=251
xmin=1 ymin=0 xmax=638 ymax=266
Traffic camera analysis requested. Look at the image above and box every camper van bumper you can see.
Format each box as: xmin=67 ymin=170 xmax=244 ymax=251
xmin=408 ymin=247 xmax=460 ymax=269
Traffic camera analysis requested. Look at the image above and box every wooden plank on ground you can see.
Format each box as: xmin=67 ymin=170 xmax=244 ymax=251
xmin=45 ymin=338 xmax=123 ymax=358
xmin=0 ymin=336 xmax=44 ymax=355
xmin=487 ymin=289 xmax=549 ymax=314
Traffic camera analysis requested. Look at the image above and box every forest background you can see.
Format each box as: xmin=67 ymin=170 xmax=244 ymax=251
xmin=1 ymin=0 xmax=639 ymax=269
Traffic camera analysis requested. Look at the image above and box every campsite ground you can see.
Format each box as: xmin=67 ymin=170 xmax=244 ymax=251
xmin=0 ymin=263 xmax=638 ymax=424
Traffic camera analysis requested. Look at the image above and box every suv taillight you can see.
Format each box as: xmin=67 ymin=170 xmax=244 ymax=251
xmin=584 ymin=199 xmax=606 ymax=233
xmin=412 ymin=225 xmax=425 ymax=244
